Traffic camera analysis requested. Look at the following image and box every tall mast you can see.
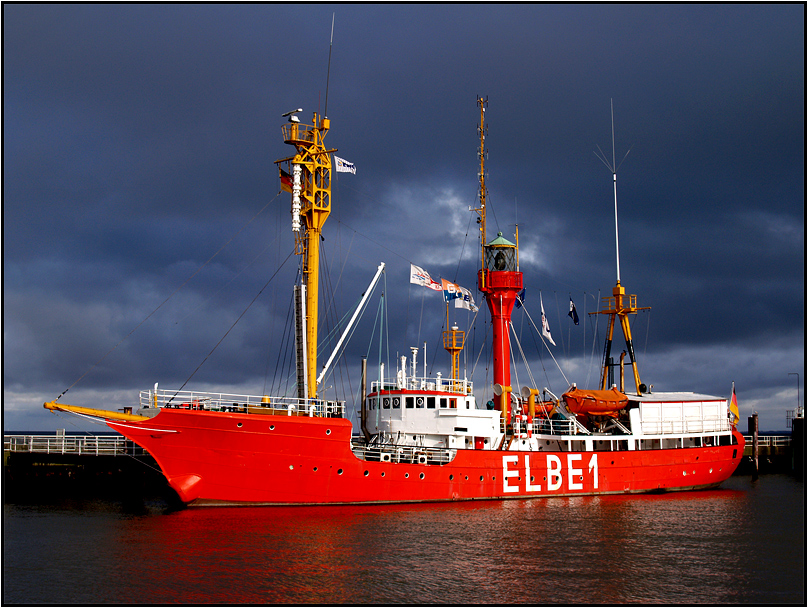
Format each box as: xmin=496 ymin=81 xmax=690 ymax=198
xmin=276 ymin=111 xmax=336 ymax=400
xmin=610 ymin=100 xmax=621 ymax=285
xmin=592 ymin=101 xmax=649 ymax=395
xmin=473 ymin=96 xmax=488 ymax=286
xmin=474 ymin=98 xmax=523 ymax=426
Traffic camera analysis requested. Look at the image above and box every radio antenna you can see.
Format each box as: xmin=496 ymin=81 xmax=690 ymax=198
xmin=594 ymin=99 xmax=632 ymax=284
xmin=324 ymin=13 xmax=335 ymax=117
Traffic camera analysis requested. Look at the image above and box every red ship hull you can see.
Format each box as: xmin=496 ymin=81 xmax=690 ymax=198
xmin=109 ymin=410 xmax=745 ymax=506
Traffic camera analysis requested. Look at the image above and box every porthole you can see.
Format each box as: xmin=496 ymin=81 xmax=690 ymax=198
xmin=579 ymin=476 xmax=583 ymax=481
xmin=313 ymin=467 xmax=318 ymax=472
xmin=611 ymin=461 xmax=614 ymax=465
xmin=405 ymin=473 xmax=410 ymax=478
xmin=364 ymin=470 xmax=369 ymax=477
xmin=419 ymin=473 xmax=425 ymax=480
xmin=381 ymin=472 xmax=386 ymax=477
xmin=326 ymin=429 xmax=331 ymax=435
xmin=530 ymin=476 xmax=535 ymax=482
xmin=270 ymin=425 xmax=275 ymax=430
xmin=479 ymin=475 xmax=484 ymax=481
xmin=237 ymin=422 xmax=243 ymax=428
xmin=465 ymin=475 xmax=469 ymax=480
xmin=338 ymin=468 xmax=344 ymax=475
xmin=289 ymin=465 xmax=294 ymax=470
xmin=449 ymin=474 xmax=454 ymax=480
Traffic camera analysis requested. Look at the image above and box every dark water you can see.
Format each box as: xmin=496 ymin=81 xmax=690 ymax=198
xmin=3 ymin=475 xmax=804 ymax=605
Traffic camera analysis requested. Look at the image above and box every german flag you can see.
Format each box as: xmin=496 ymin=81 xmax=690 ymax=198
xmin=279 ymin=168 xmax=293 ymax=193
xmin=729 ymin=383 xmax=740 ymax=426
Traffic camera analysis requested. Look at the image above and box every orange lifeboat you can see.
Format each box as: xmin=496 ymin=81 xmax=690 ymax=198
xmin=562 ymin=386 xmax=628 ymax=418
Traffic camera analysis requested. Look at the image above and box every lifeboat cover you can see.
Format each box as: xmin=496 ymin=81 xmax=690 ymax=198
xmin=562 ymin=386 xmax=628 ymax=418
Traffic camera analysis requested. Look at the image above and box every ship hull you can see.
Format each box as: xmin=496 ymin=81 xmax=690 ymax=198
xmin=108 ymin=409 xmax=745 ymax=506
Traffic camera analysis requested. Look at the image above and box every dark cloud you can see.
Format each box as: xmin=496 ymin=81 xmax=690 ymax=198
xmin=4 ymin=4 xmax=804 ymax=432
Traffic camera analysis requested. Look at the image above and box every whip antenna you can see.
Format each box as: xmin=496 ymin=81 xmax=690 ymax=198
xmin=324 ymin=13 xmax=335 ymax=117
xmin=594 ymin=99 xmax=632 ymax=284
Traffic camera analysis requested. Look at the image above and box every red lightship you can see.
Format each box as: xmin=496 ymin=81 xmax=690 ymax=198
xmin=45 ymin=98 xmax=743 ymax=506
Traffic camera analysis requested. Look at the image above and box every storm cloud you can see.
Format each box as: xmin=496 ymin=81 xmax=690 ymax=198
xmin=4 ymin=4 xmax=804 ymax=431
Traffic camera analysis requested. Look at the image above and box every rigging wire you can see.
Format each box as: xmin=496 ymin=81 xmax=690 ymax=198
xmin=520 ymin=299 xmax=571 ymax=387
xmin=509 ymin=321 xmax=540 ymax=394
xmin=168 ymin=249 xmax=295 ymax=403
xmin=266 ymin=286 xmax=295 ymax=396
xmin=316 ymin=278 xmax=383 ymax=392
xmin=53 ymin=192 xmax=282 ymax=402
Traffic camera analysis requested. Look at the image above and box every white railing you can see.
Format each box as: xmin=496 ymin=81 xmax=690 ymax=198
xmin=369 ymin=376 xmax=473 ymax=395
xmin=742 ymin=435 xmax=792 ymax=447
xmin=641 ymin=417 xmax=731 ymax=435
xmin=350 ymin=440 xmax=457 ymax=465
xmin=530 ymin=418 xmax=578 ymax=436
xmin=3 ymin=434 xmax=145 ymax=456
xmin=140 ymin=389 xmax=345 ymax=418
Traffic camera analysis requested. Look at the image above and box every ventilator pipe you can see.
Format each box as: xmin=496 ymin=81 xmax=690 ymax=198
xmin=493 ymin=383 xmax=512 ymax=426
xmin=521 ymin=386 xmax=541 ymax=419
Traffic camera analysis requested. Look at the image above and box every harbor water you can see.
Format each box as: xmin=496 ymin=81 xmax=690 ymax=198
xmin=3 ymin=474 xmax=804 ymax=604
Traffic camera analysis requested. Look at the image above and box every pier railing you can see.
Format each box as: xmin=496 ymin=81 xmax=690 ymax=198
xmin=4 ymin=433 xmax=146 ymax=456
xmin=741 ymin=434 xmax=791 ymax=447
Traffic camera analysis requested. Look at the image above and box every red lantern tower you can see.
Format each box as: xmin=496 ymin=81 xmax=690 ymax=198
xmin=473 ymin=97 xmax=523 ymax=425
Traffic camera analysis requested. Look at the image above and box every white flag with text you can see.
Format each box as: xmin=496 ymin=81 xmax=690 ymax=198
xmin=334 ymin=156 xmax=356 ymax=174
xmin=410 ymin=264 xmax=442 ymax=291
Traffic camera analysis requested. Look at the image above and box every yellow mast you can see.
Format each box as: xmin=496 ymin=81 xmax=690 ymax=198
xmin=442 ymin=304 xmax=465 ymax=385
xmin=276 ymin=111 xmax=336 ymax=400
xmin=594 ymin=283 xmax=650 ymax=394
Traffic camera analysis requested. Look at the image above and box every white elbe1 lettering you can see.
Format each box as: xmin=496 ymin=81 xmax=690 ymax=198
xmin=546 ymin=455 xmax=563 ymax=491
xmin=567 ymin=454 xmax=583 ymax=490
xmin=502 ymin=455 xmax=519 ymax=493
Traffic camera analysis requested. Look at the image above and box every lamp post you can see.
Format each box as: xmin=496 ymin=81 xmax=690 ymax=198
xmin=788 ymin=373 xmax=801 ymax=417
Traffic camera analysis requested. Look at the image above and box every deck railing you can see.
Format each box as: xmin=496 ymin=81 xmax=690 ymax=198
xmin=641 ymin=417 xmax=731 ymax=435
xmin=140 ymin=389 xmax=345 ymax=418
xmin=369 ymin=376 xmax=473 ymax=395
xmin=351 ymin=440 xmax=457 ymax=465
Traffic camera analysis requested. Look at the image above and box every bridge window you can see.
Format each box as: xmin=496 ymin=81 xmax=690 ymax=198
xmin=440 ymin=398 xmax=448 ymax=408
xmin=383 ymin=397 xmax=391 ymax=409
xmin=427 ymin=397 xmax=436 ymax=409
xmin=393 ymin=397 xmax=401 ymax=409
xmin=406 ymin=397 xmax=414 ymax=409
xmin=450 ymin=398 xmax=457 ymax=408
xmin=416 ymin=397 xmax=425 ymax=408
